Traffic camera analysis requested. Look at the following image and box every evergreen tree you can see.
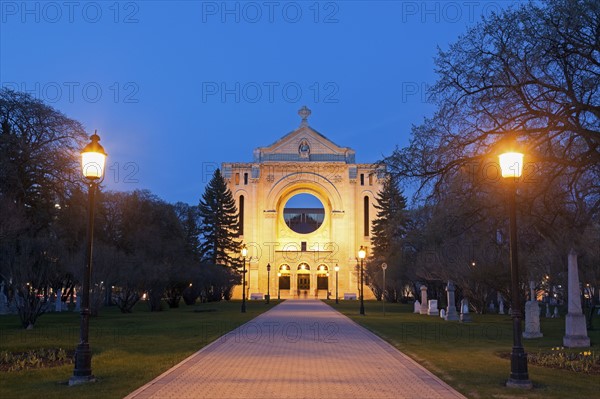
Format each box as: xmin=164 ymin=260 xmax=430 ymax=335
xmin=371 ymin=175 xmax=408 ymax=260
xmin=198 ymin=169 xmax=240 ymax=267
xmin=368 ymin=175 xmax=409 ymax=301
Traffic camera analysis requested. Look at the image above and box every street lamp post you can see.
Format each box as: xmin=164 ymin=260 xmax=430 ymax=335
xmin=70 ymin=131 xmax=106 ymax=386
xmin=277 ymin=272 xmax=281 ymax=300
xmin=381 ymin=263 xmax=387 ymax=317
xmin=334 ymin=264 xmax=339 ymax=304
xmin=499 ymin=149 xmax=532 ymax=389
xmin=266 ymin=263 xmax=271 ymax=304
xmin=241 ymin=244 xmax=248 ymax=313
xmin=358 ymin=246 xmax=366 ymax=315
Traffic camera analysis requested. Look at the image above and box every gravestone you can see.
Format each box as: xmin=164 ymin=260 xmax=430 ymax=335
xmin=440 ymin=309 xmax=446 ymax=318
xmin=545 ymin=303 xmax=551 ymax=318
xmin=75 ymin=295 xmax=81 ymax=312
xmin=444 ymin=281 xmax=459 ymax=321
xmin=55 ymin=289 xmax=62 ymax=312
xmin=563 ymin=249 xmax=590 ymax=347
xmin=427 ymin=299 xmax=438 ymax=316
xmin=460 ymin=298 xmax=472 ymax=322
xmin=498 ymin=293 xmax=505 ymax=315
xmin=413 ymin=300 xmax=421 ymax=314
xmin=523 ymin=300 xmax=543 ymax=339
xmin=420 ymin=286 xmax=429 ymax=315
xmin=553 ymin=307 xmax=559 ymax=318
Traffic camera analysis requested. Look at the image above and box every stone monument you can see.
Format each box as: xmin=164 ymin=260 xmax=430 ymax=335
xmin=523 ymin=282 xmax=543 ymax=339
xmin=427 ymin=299 xmax=439 ymax=316
xmin=498 ymin=293 xmax=505 ymax=315
xmin=444 ymin=281 xmax=459 ymax=321
xmin=563 ymin=249 xmax=590 ymax=347
xmin=420 ymin=286 xmax=429 ymax=315
xmin=55 ymin=289 xmax=62 ymax=312
xmin=545 ymin=303 xmax=551 ymax=318
xmin=460 ymin=298 xmax=472 ymax=322
xmin=440 ymin=309 xmax=446 ymax=318
xmin=413 ymin=300 xmax=421 ymax=314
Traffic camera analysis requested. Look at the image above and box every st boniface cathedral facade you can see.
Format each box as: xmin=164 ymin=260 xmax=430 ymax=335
xmin=223 ymin=107 xmax=382 ymax=300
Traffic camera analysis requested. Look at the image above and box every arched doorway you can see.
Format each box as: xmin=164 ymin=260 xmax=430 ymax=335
xmin=297 ymin=263 xmax=310 ymax=294
xmin=278 ymin=264 xmax=291 ymax=293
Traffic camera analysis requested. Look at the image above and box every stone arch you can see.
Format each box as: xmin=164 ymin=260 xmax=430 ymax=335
xmin=265 ymin=172 xmax=343 ymax=212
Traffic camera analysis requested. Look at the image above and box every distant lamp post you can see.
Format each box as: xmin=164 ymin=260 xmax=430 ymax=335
xmin=277 ymin=272 xmax=281 ymax=300
xmin=266 ymin=263 xmax=271 ymax=304
xmin=381 ymin=263 xmax=387 ymax=316
xmin=334 ymin=264 xmax=340 ymax=304
xmin=499 ymin=148 xmax=532 ymax=389
xmin=358 ymin=246 xmax=366 ymax=315
xmin=241 ymin=244 xmax=248 ymax=313
xmin=70 ymin=131 xmax=107 ymax=386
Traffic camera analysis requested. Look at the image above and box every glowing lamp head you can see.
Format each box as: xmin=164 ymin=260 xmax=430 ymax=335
xmin=241 ymin=244 xmax=248 ymax=257
xmin=277 ymin=272 xmax=281 ymax=277
xmin=499 ymin=151 xmax=524 ymax=178
xmin=358 ymin=246 xmax=366 ymax=259
xmin=81 ymin=131 xmax=107 ymax=180
xmin=334 ymin=264 xmax=339 ymax=272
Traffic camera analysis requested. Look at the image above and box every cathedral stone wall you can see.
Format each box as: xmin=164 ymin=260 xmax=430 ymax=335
xmin=223 ymin=108 xmax=382 ymax=300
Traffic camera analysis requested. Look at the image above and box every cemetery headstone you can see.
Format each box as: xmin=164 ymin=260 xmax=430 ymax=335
xmin=413 ymin=300 xmax=421 ymax=314
xmin=563 ymin=249 xmax=590 ymax=347
xmin=55 ymin=289 xmax=62 ymax=312
xmin=523 ymin=299 xmax=543 ymax=339
xmin=444 ymin=281 xmax=459 ymax=321
xmin=427 ymin=299 xmax=438 ymax=316
xmin=420 ymin=286 xmax=429 ymax=315
xmin=460 ymin=298 xmax=472 ymax=322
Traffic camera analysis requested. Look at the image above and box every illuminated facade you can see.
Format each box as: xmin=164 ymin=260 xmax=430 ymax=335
xmin=223 ymin=107 xmax=382 ymax=299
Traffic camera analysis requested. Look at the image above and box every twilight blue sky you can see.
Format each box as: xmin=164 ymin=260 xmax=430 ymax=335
xmin=0 ymin=1 xmax=524 ymax=205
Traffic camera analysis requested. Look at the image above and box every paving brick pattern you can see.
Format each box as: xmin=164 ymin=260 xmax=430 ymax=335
xmin=126 ymin=300 xmax=466 ymax=399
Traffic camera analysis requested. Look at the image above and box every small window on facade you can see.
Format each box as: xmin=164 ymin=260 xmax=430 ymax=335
xmin=301 ymin=241 xmax=307 ymax=251
xmin=364 ymin=196 xmax=369 ymax=237
xmin=360 ymin=173 xmax=364 ymax=186
xmin=369 ymin=174 xmax=373 ymax=185
xmin=239 ymin=195 xmax=244 ymax=236
xmin=244 ymin=172 xmax=248 ymax=185
xmin=235 ymin=173 xmax=240 ymax=185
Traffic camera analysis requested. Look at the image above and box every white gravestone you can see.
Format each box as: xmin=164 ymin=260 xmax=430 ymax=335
xmin=498 ymin=293 xmax=505 ymax=315
xmin=55 ymin=289 xmax=62 ymax=312
xmin=420 ymin=286 xmax=429 ymax=315
xmin=460 ymin=298 xmax=472 ymax=322
xmin=563 ymin=249 xmax=590 ymax=347
xmin=440 ymin=309 xmax=446 ymax=318
xmin=413 ymin=300 xmax=421 ymax=314
xmin=427 ymin=299 xmax=439 ymax=316
xmin=444 ymin=281 xmax=459 ymax=321
xmin=523 ymin=301 xmax=543 ymax=339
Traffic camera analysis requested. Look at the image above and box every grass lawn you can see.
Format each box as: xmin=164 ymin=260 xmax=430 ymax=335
xmin=0 ymin=299 xmax=279 ymax=399
xmin=326 ymin=300 xmax=600 ymax=399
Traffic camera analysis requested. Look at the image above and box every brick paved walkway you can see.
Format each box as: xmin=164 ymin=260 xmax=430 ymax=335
xmin=126 ymin=300 xmax=466 ymax=399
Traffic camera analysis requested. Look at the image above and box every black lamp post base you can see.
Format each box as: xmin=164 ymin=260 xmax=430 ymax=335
xmin=69 ymin=375 xmax=96 ymax=386
xmin=506 ymin=378 xmax=533 ymax=389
